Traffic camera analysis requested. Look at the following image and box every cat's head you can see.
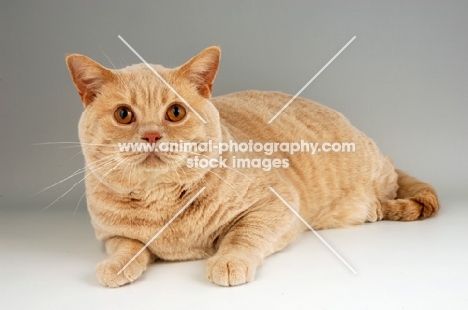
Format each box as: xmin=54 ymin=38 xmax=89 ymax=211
xmin=66 ymin=46 xmax=222 ymax=183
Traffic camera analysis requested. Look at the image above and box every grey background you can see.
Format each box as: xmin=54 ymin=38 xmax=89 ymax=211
xmin=1 ymin=0 xmax=467 ymax=208
xmin=2 ymin=1 xmax=468 ymax=309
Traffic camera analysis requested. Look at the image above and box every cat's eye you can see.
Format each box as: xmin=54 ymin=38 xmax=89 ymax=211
xmin=166 ymin=103 xmax=186 ymax=122
xmin=114 ymin=106 xmax=135 ymax=124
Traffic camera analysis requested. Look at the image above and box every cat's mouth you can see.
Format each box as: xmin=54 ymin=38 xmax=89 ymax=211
xmin=124 ymin=151 xmax=185 ymax=169
xmin=141 ymin=153 xmax=163 ymax=165
xmin=119 ymin=152 xmax=164 ymax=168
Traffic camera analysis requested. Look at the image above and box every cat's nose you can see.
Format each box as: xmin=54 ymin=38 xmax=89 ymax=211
xmin=142 ymin=132 xmax=162 ymax=143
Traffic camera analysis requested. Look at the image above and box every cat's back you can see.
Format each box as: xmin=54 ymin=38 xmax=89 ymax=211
xmin=211 ymin=90 xmax=396 ymax=229
xmin=212 ymin=90 xmax=356 ymax=143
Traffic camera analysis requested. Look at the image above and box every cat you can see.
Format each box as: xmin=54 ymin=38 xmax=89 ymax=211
xmin=65 ymin=46 xmax=439 ymax=288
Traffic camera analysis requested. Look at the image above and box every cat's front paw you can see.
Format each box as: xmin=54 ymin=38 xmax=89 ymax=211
xmin=95 ymin=258 xmax=146 ymax=288
xmin=206 ymin=254 xmax=258 ymax=286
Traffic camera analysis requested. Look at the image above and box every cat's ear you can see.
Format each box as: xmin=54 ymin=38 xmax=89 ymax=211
xmin=66 ymin=54 xmax=114 ymax=107
xmin=178 ymin=46 xmax=221 ymax=98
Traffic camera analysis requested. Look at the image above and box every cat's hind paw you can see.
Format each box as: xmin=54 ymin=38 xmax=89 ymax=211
xmin=95 ymin=258 xmax=146 ymax=288
xmin=206 ymin=254 xmax=257 ymax=286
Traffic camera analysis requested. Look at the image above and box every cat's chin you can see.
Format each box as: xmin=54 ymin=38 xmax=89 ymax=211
xmin=140 ymin=153 xmax=164 ymax=168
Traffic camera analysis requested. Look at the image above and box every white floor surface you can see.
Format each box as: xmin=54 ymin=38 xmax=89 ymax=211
xmin=1 ymin=198 xmax=467 ymax=310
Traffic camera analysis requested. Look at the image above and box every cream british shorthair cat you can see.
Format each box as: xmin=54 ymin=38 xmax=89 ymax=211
xmin=66 ymin=46 xmax=439 ymax=287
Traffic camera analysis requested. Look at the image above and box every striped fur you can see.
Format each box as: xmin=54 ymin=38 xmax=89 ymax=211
xmin=66 ymin=46 xmax=439 ymax=287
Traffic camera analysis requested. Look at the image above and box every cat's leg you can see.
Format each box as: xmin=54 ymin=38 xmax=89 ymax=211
xmin=95 ymin=237 xmax=155 ymax=288
xmin=206 ymin=193 xmax=298 ymax=286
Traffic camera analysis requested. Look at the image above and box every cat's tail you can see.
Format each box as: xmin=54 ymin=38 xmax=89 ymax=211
xmin=381 ymin=169 xmax=440 ymax=221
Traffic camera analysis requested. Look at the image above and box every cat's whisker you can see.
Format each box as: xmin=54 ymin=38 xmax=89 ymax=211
xmin=65 ymin=150 xmax=83 ymax=162
xmin=33 ymin=141 xmax=117 ymax=147
xmin=75 ymin=157 xmax=129 ymax=217
xmin=40 ymin=155 xmax=122 ymax=211
xmin=35 ymin=154 xmax=118 ymax=195
xmin=169 ymin=160 xmax=182 ymax=185
xmin=33 ymin=141 xmax=83 ymax=145
xmin=181 ymin=159 xmax=209 ymax=187
xmin=172 ymin=154 xmax=207 ymax=185
xmin=85 ymin=154 xmax=122 ymax=170
xmin=117 ymin=72 xmax=131 ymax=94
xmin=99 ymin=47 xmax=131 ymax=94
xmin=120 ymin=161 xmax=131 ymax=182
xmin=36 ymin=154 xmax=120 ymax=195
xmin=73 ymin=155 xmax=119 ymax=212
xmin=41 ymin=178 xmax=86 ymax=212
xmin=58 ymin=145 xmax=84 ymax=149
xmin=170 ymin=163 xmax=180 ymax=183
xmin=110 ymin=69 xmax=128 ymax=91
xmin=40 ymin=158 xmax=116 ymax=212
xmin=172 ymin=157 xmax=189 ymax=180
xmin=100 ymin=44 xmax=118 ymax=70
xmin=96 ymin=157 xmax=128 ymax=185
xmin=81 ymin=143 xmax=118 ymax=146
xmin=59 ymin=144 xmax=117 ymax=149
xmin=127 ymin=162 xmax=136 ymax=183
xmin=120 ymin=54 xmax=128 ymax=67
xmin=35 ymin=169 xmax=84 ymax=195
xmin=73 ymin=191 xmax=87 ymax=218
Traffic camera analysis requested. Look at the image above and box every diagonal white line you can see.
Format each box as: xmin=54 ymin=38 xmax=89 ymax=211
xmin=268 ymin=186 xmax=357 ymax=274
xmin=268 ymin=36 xmax=356 ymax=123
xmin=117 ymin=187 xmax=206 ymax=275
xmin=118 ymin=35 xmax=207 ymax=124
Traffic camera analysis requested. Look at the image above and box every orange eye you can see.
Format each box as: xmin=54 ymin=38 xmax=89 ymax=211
xmin=166 ymin=103 xmax=186 ymax=122
xmin=114 ymin=106 xmax=135 ymax=124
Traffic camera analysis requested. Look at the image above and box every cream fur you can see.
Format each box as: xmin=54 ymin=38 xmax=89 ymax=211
xmin=66 ymin=46 xmax=439 ymax=287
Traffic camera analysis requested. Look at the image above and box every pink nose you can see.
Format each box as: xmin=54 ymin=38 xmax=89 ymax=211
xmin=142 ymin=132 xmax=161 ymax=143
